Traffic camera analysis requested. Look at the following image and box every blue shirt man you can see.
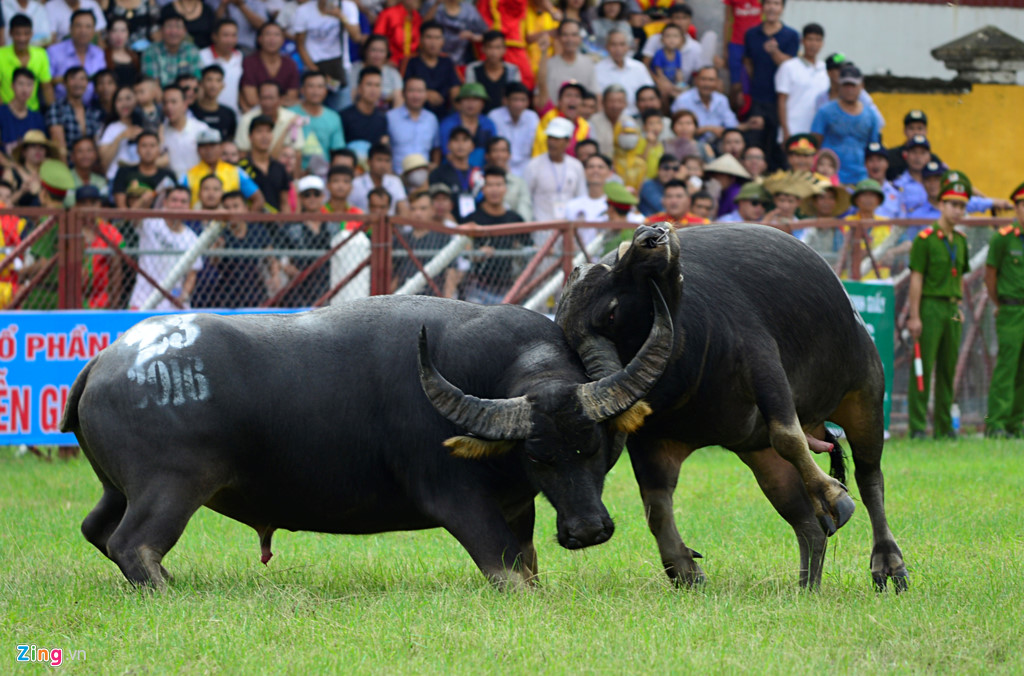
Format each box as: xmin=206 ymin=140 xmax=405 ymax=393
xmin=811 ymin=65 xmax=878 ymax=185
xmin=386 ymin=78 xmax=440 ymax=174
xmin=639 ymin=178 xmax=665 ymax=217
xmin=742 ymin=8 xmax=799 ymax=104
xmin=894 ymin=170 xmax=928 ymax=217
xmin=670 ymin=78 xmax=738 ymax=145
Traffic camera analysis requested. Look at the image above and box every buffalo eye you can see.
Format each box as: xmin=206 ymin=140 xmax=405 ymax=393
xmin=525 ymin=448 xmax=554 ymax=466
xmin=604 ymin=298 xmax=619 ymax=326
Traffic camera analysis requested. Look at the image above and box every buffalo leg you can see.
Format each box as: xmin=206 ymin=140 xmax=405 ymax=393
xmin=506 ymin=502 xmax=539 ymax=583
xmin=739 ymin=448 xmax=827 ymax=588
xmin=105 ymin=485 xmax=209 ymax=591
xmin=753 ymin=362 xmax=855 ymax=536
xmin=628 ymin=437 xmax=704 ymax=586
xmin=433 ymin=497 xmax=530 ymax=589
xmin=832 ymin=389 xmax=909 ymax=592
xmin=81 ymin=486 xmax=128 ymax=560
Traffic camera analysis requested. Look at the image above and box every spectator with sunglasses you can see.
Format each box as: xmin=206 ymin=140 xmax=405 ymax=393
xmin=638 ymin=152 xmax=679 ymax=217
xmin=718 ymin=181 xmax=770 ymax=222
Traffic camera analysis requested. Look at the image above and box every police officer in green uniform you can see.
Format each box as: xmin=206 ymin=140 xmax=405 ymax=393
xmin=983 ymin=180 xmax=1024 ymax=438
xmin=906 ymin=170 xmax=972 ymax=439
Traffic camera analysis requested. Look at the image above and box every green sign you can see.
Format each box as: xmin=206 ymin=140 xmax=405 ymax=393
xmin=843 ymin=281 xmax=895 ymax=429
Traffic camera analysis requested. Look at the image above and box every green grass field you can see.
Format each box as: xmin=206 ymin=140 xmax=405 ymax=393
xmin=2 ymin=439 xmax=1022 ymax=674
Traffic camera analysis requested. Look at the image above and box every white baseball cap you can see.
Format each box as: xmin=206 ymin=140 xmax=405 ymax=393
xmin=296 ymin=175 xmax=325 ymax=194
xmin=545 ymin=116 xmax=576 ymax=140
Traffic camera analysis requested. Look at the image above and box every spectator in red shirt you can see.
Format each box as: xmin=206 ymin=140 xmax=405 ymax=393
xmin=74 ymin=185 xmax=124 ymax=309
xmin=373 ymin=0 xmax=423 ymax=67
xmin=646 ymin=178 xmax=709 ymax=226
xmin=722 ymin=0 xmax=761 ymax=96
xmin=240 ymin=22 xmax=300 ymax=112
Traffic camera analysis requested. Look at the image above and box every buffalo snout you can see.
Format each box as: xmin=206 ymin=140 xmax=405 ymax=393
xmin=558 ymin=512 xmax=615 ymax=550
xmin=635 ymin=224 xmax=670 ymax=248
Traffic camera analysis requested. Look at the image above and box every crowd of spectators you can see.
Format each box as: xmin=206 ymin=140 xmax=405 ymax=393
xmin=0 ymin=0 xmax=1016 ymax=310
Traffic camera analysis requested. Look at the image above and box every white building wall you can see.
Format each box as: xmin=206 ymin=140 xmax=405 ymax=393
xmin=779 ymin=2 xmax=1024 ymax=83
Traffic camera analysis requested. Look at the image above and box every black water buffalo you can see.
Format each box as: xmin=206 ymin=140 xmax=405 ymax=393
xmin=61 ymin=295 xmax=672 ymax=590
xmin=556 ymin=223 xmax=907 ymax=590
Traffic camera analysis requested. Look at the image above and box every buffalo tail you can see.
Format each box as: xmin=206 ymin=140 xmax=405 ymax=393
xmin=59 ymin=357 xmax=97 ymax=433
xmin=825 ymin=427 xmax=848 ymax=486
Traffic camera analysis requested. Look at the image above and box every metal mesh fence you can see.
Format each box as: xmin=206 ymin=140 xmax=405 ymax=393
xmin=0 ymin=209 xmax=1013 ymax=431
xmin=71 ymin=210 xmax=378 ymax=311
xmin=1 ymin=211 xmax=62 ymax=311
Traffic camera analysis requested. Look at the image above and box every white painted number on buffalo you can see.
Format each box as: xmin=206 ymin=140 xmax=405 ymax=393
xmin=122 ymin=315 xmax=210 ymax=407
xmin=130 ymin=357 xmax=210 ymax=408
xmin=123 ymin=314 xmax=201 ymax=370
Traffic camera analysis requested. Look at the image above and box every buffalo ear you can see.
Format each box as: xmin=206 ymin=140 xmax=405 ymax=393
xmin=611 ymin=400 xmax=653 ymax=434
xmin=444 ymin=436 xmax=517 ymax=459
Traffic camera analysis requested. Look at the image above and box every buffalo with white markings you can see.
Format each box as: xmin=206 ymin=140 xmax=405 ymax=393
xmin=61 ymin=295 xmax=673 ymax=590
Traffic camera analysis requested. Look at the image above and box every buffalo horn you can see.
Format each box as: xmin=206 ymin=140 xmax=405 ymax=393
xmin=417 ymin=327 xmax=534 ymax=440
xmin=576 ymin=282 xmax=674 ymax=421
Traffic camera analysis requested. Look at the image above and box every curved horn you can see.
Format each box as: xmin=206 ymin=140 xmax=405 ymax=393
xmin=575 ymin=281 xmax=674 ymax=422
xmin=417 ymin=326 xmax=534 ymax=440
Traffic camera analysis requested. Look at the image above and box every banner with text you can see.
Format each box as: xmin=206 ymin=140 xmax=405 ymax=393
xmin=842 ymin=281 xmax=895 ymax=429
xmin=0 ymin=310 xmax=294 ymax=445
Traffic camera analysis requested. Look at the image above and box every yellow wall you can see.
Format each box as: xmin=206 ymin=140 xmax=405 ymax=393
xmin=873 ymin=84 xmax=1024 ymax=205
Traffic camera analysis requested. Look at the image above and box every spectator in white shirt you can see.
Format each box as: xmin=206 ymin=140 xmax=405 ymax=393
xmin=775 ymin=22 xmax=827 ymax=143
xmin=47 ymin=0 xmax=105 ymax=41
xmin=525 ymin=116 xmax=586 ymax=222
xmin=199 ymin=19 xmax=244 ymax=111
xmin=2 ymin=0 xmax=53 ymax=45
xmin=291 ymin=0 xmax=361 ymax=109
xmin=161 ymin=84 xmax=212 ymax=180
xmin=129 ymin=185 xmax=203 ymax=310
xmin=234 ymin=81 xmax=305 ymax=159
xmin=565 ymin=152 xmax=614 ymax=245
xmin=594 ymin=29 xmax=653 ymax=118
xmin=486 ymin=82 xmax=538 ymax=176
xmin=350 ymin=143 xmax=409 ymax=216
xmin=215 ymin=0 xmax=269 ymax=52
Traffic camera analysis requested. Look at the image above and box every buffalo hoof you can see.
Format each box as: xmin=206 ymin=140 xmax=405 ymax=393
xmin=873 ymin=570 xmax=910 ymax=593
xmin=817 ymin=487 xmax=855 ymax=537
xmin=834 ymin=493 xmax=856 ymax=530
xmin=666 ymin=559 xmax=705 ymax=587
xmin=818 ymin=512 xmax=837 ymax=537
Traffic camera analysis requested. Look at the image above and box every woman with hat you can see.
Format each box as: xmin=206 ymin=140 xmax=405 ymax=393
xmin=703 ymin=152 xmax=750 ymax=218
xmin=800 ymin=174 xmax=850 ymax=221
xmin=761 ymin=169 xmax=817 ymax=231
xmin=835 ymin=178 xmax=891 ymax=279
xmin=3 ymin=129 xmax=61 ymax=207
xmin=797 ymin=173 xmax=849 ymax=254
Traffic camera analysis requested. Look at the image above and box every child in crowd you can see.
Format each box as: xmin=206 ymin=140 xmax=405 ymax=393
xmin=682 ymin=155 xmax=705 ymax=193
xmin=134 ymin=77 xmax=163 ymax=134
xmin=665 ymin=109 xmax=715 ymax=165
xmin=814 ymin=149 xmax=840 ymax=185
xmin=638 ymin=109 xmax=666 ymax=178
xmin=614 ymin=119 xmax=647 ymax=191
xmin=651 ymin=24 xmax=687 ymax=103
